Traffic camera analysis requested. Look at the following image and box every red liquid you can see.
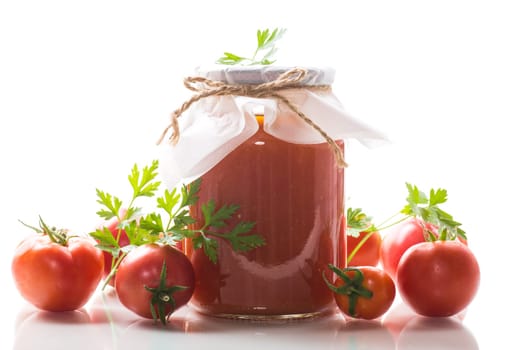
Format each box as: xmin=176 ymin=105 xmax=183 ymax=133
xmin=187 ymin=120 xmax=346 ymax=318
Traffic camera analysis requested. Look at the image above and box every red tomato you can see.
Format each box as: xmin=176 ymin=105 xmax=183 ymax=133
xmin=347 ymin=230 xmax=382 ymax=266
xmin=98 ymin=216 xmax=130 ymax=286
xmin=396 ymin=241 xmax=480 ymax=317
xmin=12 ymin=227 xmax=104 ymax=312
xmin=380 ymin=218 xmax=436 ymax=278
xmin=115 ymin=244 xmax=195 ymax=324
xmin=325 ymin=265 xmax=396 ymax=320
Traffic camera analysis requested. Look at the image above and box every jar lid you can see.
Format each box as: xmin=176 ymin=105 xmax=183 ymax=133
xmin=194 ymin=65 xmax=335 ymax=86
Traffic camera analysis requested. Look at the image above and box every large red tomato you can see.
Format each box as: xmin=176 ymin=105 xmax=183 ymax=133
xmin=12 ymin=221 xmax=104 ymax=312
xmin=115 ymin=244 xmax=195 ymax=324
xmin=380 ymin=218 xmax=436 ymax=278
xmin=396 ymin=241 xmax=480 ymax=317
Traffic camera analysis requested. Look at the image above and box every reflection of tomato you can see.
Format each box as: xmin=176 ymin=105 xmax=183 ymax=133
xmin=14 ymin=306 xmax=104 ymax=350
xmin=396 ymin=241 xmax=480 ymax=317
xmin=332 ymin=319 xmax=396 ymax=350
xmin=380 ymin=218 xmax=435 ymax=278
xmin=87 ymin=288 xmax=137 ymax=324
xmin=397 ymin=316 xmax=479 ymax=350
xmin=325 ymin=265 xmax=396 ymax=320
xmin=115 ymin=244 xmax=195 ymax=324
xmin=347 ymin=230 xmax=382 ymax=266
xmin=12 ymin=224 xmax=104 ymax=312
xmin=382 ymin=301 xmax=418 ymax=342
xmin=383 ymin=301 xmax=469 ymax=344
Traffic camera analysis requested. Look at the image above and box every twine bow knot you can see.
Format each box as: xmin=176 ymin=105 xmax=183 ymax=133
xmin=158 ymin=67 xmax=347 ymax=167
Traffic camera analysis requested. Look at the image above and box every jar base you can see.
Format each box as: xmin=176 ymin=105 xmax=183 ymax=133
xmin=190 ymin=305 xmax=335 ymax=322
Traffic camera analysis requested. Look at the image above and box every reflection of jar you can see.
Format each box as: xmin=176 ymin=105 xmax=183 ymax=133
xmin=160 ymin=66 xmax=384 ymax=320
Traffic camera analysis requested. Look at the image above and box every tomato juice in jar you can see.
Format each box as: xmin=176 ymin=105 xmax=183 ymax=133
xmin=160 ymin=66 xmax=383 ymax=320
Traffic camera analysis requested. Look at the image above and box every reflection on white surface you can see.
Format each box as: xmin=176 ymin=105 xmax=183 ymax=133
xmin=397 ymin=317 xmax=478 ymax=350
xmin=331 ymin=319 xmax=396 ymax=350
xmin=11 ymin=289 xmax=481 ymax=350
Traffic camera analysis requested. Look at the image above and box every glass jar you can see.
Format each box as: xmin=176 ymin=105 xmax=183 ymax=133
xmin=160 ymin=66 xmax=383 ymax=320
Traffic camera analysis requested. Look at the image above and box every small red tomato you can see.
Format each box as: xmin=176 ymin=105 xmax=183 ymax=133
xmin=12 ymin=218 xmax=104 ymax=312
xmin=347 ymin=230 xmax=382 ymax=266
xmin=115 ymin=244 xmax=195 ymax=324
xmin=324 ymin=264 xmax=396 ymax=320
xmin=396 ymin=241 xmax=480 ymax=317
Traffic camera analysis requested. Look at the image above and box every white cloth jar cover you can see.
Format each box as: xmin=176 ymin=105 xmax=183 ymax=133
xmin=159 ymin=65 xmax=386 ymax=188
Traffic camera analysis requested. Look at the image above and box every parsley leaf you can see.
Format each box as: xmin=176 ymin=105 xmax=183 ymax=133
xmin=216 ymin=28 xmax=287 ymax=66
xmin=95 ymin=189 xmax=123 ymax=220
xmin=190 ymin=199 xmax=265 ymax=264
xmin=128 ymin=160 xmax=161 ymax=198
xmin=401 ymin=182 xmax=466 ymax=241
xmin=91 ymin=159 xmax=266 ymax=285
xmin=346 ymin=207 xmax=375 ymax=238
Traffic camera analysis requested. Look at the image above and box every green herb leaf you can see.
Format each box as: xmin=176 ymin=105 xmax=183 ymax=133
xmin=128 ymin=160 xmax=162 ymax=198
xmin=157 ymin=188 xmax=181 ymax=216
xmin=224 ymin=221 xmax=265 ymax=252
xmin=181 ymin=178 xmax=201 ymax=207
xmin=216 ymin=27 xmax=287 ymax=66
xmin=202 ymin=200 xmax=239 ymax=228
xmin=193 ymin=199 xmax=266 ymax=262
xmin=140 ymin=213 xmax=165 ymax=235
xmin=192 ymin=235 xmax=219 ymax=264
xmin=216 ymin=52 xmax=247 ymax=65
xmin=90 ymin=227 xmax=121 ymax=257
xmin=95 ymin=189 xmax=123 ymax=220
xmin=401 ymin=182 xmax=466 ymax=241
xmin=346 ymin=207 xmax=374 ymax=238
xmin=124 ymin=219 xmax=157 ymax=246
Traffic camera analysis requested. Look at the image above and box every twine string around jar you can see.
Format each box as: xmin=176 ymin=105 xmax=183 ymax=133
xmin=157 ymin=67 xmax=348 ymax=168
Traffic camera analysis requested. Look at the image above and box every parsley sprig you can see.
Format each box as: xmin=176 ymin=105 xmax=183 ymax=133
xmin=216 ymin=28 xmax=287 ymax=65
xmin=90 ymin=160 xmax=265 ymax=288
xmin=345 ymin=183 xmax=466 ymax=263
xmin=191 ymin=200 xmax=265 ymax=263
xmin=401 ymin=183 xmax=466 ymax=241
xmin=346 ymin=208 xmax=376 ymax=238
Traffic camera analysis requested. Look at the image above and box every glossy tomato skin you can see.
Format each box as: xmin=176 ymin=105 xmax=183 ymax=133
xmin=333 ymin=266 xmax=396 ymax=320
xmin=380 ymin=218 xmax=436 ymax=278
xmin=347 ymin=231 xmax=382 ymax=266
xmin=396 ymin=241 xmax=480 ymax=317
xmin=12 ymin=235 xmax=104 ymax=312
xmin=115 ymin=244 xmax=195 ymax=320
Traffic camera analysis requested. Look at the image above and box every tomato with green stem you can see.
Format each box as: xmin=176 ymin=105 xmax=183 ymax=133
xmin=115 ymin=243 xmax=195 ymax=325
xmin=324 ymin=264 xmax=395 ymax=320
xmin=12 ymin=217 xmax=104 ymax=312
xmin=395 ymin=183 xmax=479 ymax=317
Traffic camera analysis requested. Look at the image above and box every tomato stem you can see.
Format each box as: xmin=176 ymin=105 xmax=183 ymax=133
xmin=347 ymin=230 xmax=375 ymax=265
xmin=323 ymin=264 xmax=373 ymax=318
xmin=375 ymin=214 xmax=410 ymax=232
xmin=102 ymin=251 xmax=128 ymax=291
xmin=19 ymin=216 xmax=69 ymax=246
xmin=144 ymin=260 xmax=188 ymax=325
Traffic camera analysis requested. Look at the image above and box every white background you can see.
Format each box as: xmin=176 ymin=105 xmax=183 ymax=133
xmin=1 ymin=0 xmax=524 ymax=349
